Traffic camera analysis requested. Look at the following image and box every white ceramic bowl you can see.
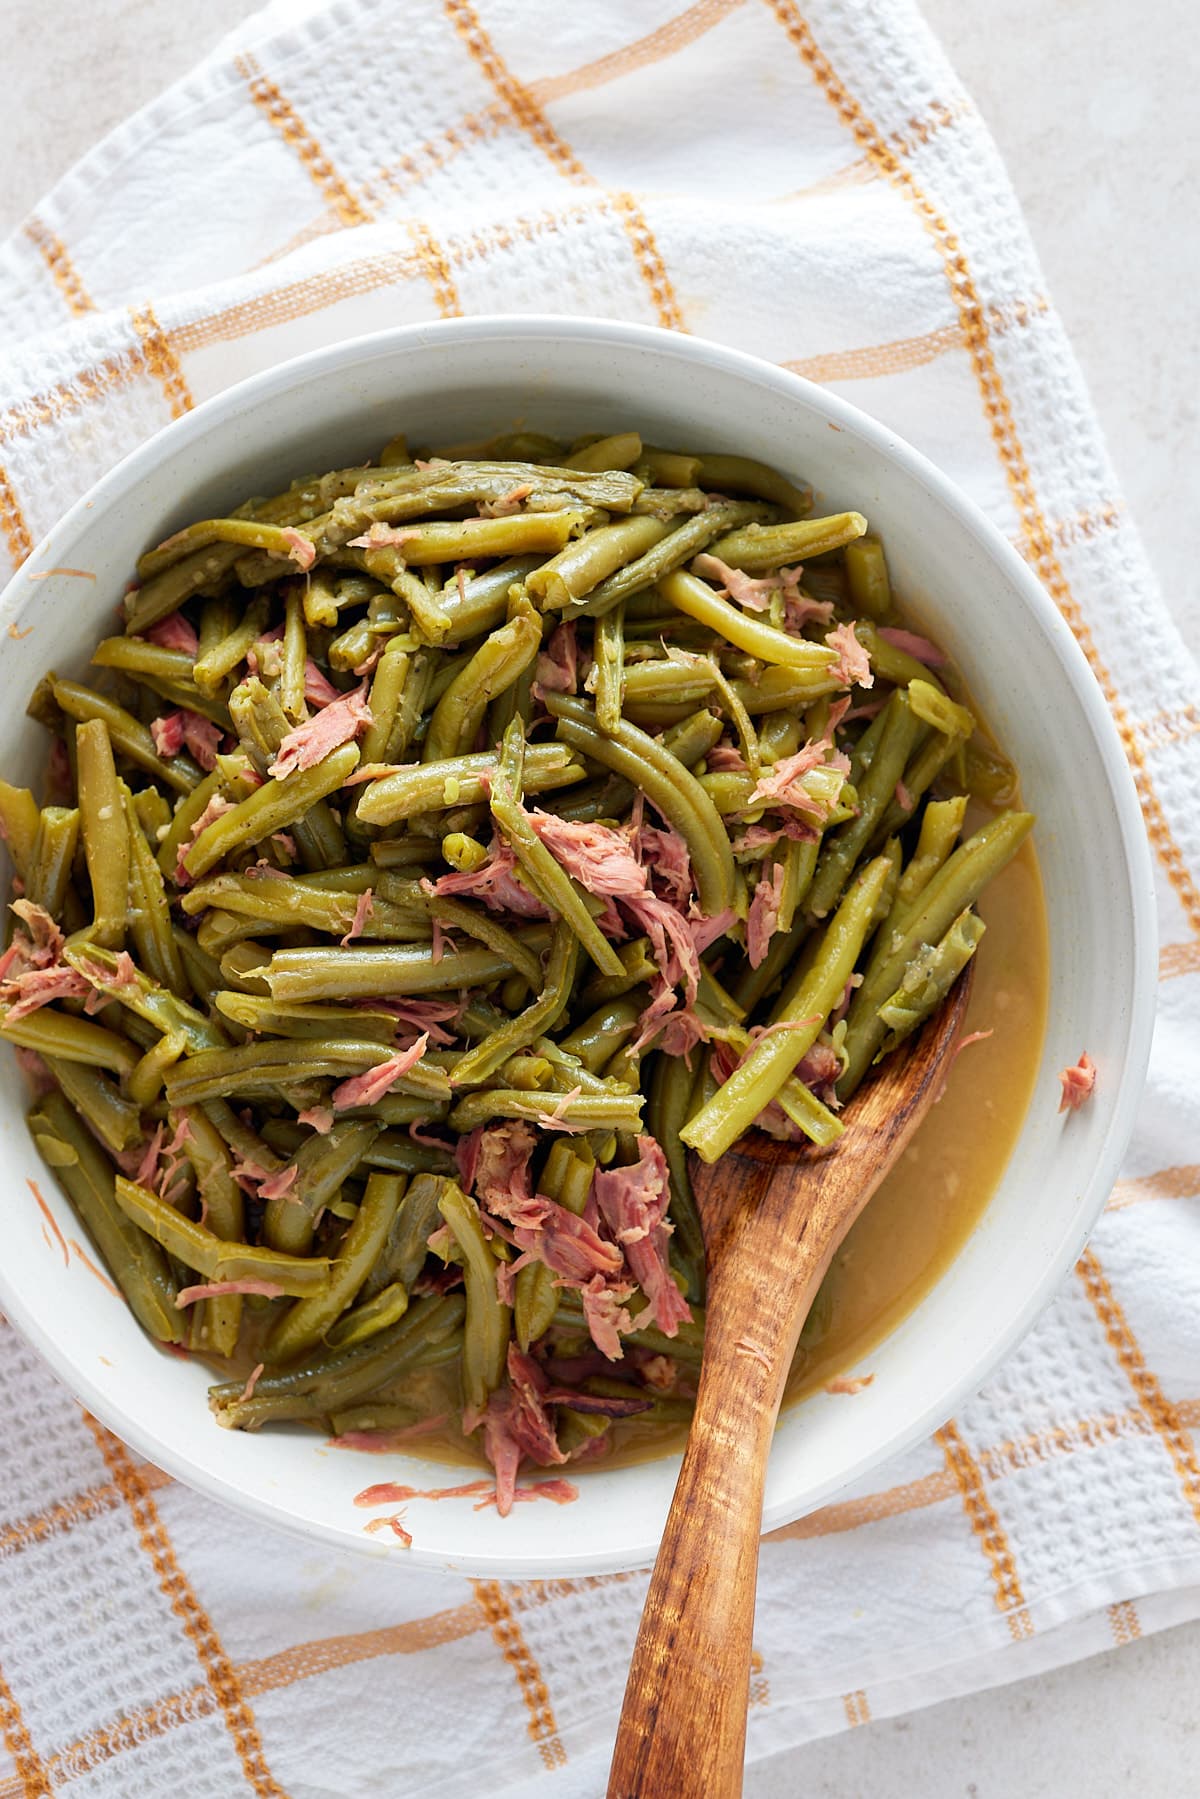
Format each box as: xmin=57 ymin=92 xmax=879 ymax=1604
xmin=0 ymin=318 xmax=1155 ymax=1576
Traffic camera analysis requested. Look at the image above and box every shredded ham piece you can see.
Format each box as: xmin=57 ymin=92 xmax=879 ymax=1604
xmin=877 ymin=626 xmax=947 ymax=667
xmin=280 ymin=528 xmax=316 ymax=572
xmin=431 ymin=838 xmax=548 ymax=918
xmin=239 ymin=1363 xmax=265 ymax=1403
xmin=533 ymin=621 xmax=577 ymax=696
xmin=304 ymin=660 xmax=341 ymax=707
xmin=151 ymin=708 xmax=222 ymax=771
xmin=346 ymin=524 xmax=420 ymax=552
xmin=1058 ymin=1051 xmax=1096 ymax=1113
xmin=824 ymin=620 xmax=873 ymax=688
xmin=1 ymin=963 xmax=93 ymax=1021
xmin=0 ymin=902 xmax=93 ymax=1020
xmin=297 ymin=1105 xmax=334 ymax=1134
xmin=144 ymin=611 xmax=199 ymax=655
xmin=478 ymin=482 xmax=533 ymax=517
xmin=331 ymin=1034 xmax=429 ymax=1110
xmin=363 ymin=994 xmax=461 ymax=1047
xmin=340 ymin=888 xmax=374 ymax=947
xmin=826 ymin=1373 xmax=875 ymax=1395
xmin=746 ymin=861 xmax=786 ymax=969
xmin=270 ymin=680 xmax=371 ymax=780
xmin=176 ymin=794 xmax=234 ymax=881
xmin=257 ymin=1164 xmax=298 ymax=1202
xmin=692 ymin=553 xmax=802 ymax=613
xmin=746 ymin=717 xmax=852 ymax=822
xmin=176 ymin=1280 xmax=284 ymax=1306
xmin=592 ymin=1137 xmax=692 ymax=1338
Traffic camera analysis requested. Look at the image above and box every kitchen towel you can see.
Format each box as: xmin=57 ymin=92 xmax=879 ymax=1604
xmin=0 ymin=2 xmax=1198 ymax=1794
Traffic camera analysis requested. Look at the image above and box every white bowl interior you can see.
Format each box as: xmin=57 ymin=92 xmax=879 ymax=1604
xmin=0 ymin=320 xmax=1155 ymax=1575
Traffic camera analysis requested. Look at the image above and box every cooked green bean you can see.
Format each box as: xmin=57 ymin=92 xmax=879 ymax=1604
xmin=183 ymin=743 xmax=360 ymax=878
xmin=325 ymin=1280 xmax=410 ymax=1350
xmin=565 ymin=431 xmax=643 ymax=473
xmin=269 ymin=1172 xmax=406 ymax=1361
xmin=354 ymin=741 xmax=584 ymax=826
xmin=806 ymin=692 xmax=921 ymax=918
xmin=124 ymin=788 xmax=187 ymax=997
xmin=838 ymin=811 xmax=1034 ymax=1096
xmin=42 ymin=1055 xmax=142 ymax=1154
xmin=528 ymin=515 xmax=668 ymax=609
xmin=0 ymin=781 xmax=41 ymax=879
xmin=658 ymin=570 xmax=839 ymax=674
xmin=422 ymin=598 xmax=541 ymax=761
xmin=568 ymin=500 xmax=768 ymax=619
xmin=453 ymin=920 xmax=579 ymax=1084
xmin=113 ymin=1176 xmax=332 ymax=1296
xmin=546 ymin=694 xmax=735 ymax=916
xmin=73 ymin=718 xmax=131 ymax=948
xmin=681 ymin=853 xmax=893 ymax=1162
xmin=489 ymin=722 xmax=623 ymax=978
xmin=29 ymin=1092 xmax=183 ymax=1342
xmin=26 ymin=805 xmax=79 ymax=919
xmin=262 ymin=935 xmax=542 ymax=1003
xmin=437 ymin=1181 xmax=511 ymax=1411
xmin=2 ymin=1003 xmax=139 ymax=1075
xmin=707 ymin=511 xmax=867 ymax=572
xmin=844 ymin=534 xmax=891 ymax=619
xmin=209 ymin=1296 xmax=465 ymax=1428
xmin=878 ymin=908 xmax=986 ymax=1052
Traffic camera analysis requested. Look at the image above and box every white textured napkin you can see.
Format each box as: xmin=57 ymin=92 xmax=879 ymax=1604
xmin=1 ymin=3 xmax=1198 ymax=1795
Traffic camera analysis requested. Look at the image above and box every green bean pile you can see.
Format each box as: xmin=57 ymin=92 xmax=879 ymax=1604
xmin=2 ymin=426 xmax=1034 ymax=1510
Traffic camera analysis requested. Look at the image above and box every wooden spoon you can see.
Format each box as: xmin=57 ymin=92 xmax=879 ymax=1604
xmin=607 ymin=970 xmax=975 ymax=1799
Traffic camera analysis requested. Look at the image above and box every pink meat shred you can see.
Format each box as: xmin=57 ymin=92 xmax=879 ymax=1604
xmin=592 ymin=1137 xmax=692 ymax=1337
xmin=235 ymin=1363 xmax=265 ymax=1405
xmin=346 ymin=524 xmax=420 ymax=552
xmin=478 ymin=1347 xmax=569 ymax=1516
xmin=692 ymin=553 xmax=803 ymax=614
xmin=431 ymin=838 xmax=548 ymax=918
xmin=478 ymin=483 xmax=533 ymax=517
xmin=144 ymin=611 xmax=200 ymax=655
xmin=747 ymin=739 xmax=851 ymax=823
xmin=297 ymin=1105 xmax=334 ymax=1134
xmin=634 ymin=820 xmax=693 ymax=907
xmin=877 ymin=626 xmax=947 ymax=667
xmin=533 ymin=622 xmax=577 ymax=696
xmin=331 ymin=1034 xmax=429 ymax=1110
xmin=579 ymin=1274 xmax=637 ymax=1361
xmin=340 ymin=888 xmax=374 ymax=947
xmin=1 ymin=963 xmax=93 ymax=1022
xmin=269 ymin=680 xmax=372 ymax=780
xmin=746 ymin=861 xmax=786 ymax=969
xmin=280 ymin=528 xmax=316 ymax=572
xmin=1058 ymin=1051 xmax=1096 ymax=1113
xmin=151 ymin=708 xmax=222 ymax=772
xmin=304 ymin=660 xmax=342 ymax=707
xmin=257 ymin=1164 xmax=299 ymax=1202
xmin=365 ymin=995 xmax=461 ymax=1047
xmin=824 ymin=621 xmax=873 ymax=689
xmin=0 ymin=901 xmax=93 ymax=1020
xmin=176 ymin=795 xmax=234 ymax=881
xmin=705 ymin=743 xmax=748 ymax=773
xmin=176 ymin=1280 xmax=285 ymax=1307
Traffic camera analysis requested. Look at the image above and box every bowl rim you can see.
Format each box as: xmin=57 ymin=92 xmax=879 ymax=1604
xmin=0 ymin=314 xmax=1158 ymax=1574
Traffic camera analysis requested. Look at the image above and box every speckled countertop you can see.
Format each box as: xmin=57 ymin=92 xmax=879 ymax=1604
xmin=1 ymin=2 xmax=1196 ymax=1793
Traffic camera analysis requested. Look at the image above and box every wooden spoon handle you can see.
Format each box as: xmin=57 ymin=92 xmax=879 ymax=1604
xmin=606 ymin=1339 xmax=780 ymax=1797
xmin=607 ymin=1205 xmax=824 ymax=1799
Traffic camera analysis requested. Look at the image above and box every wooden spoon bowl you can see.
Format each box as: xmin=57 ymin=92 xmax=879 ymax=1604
xmin=608 ymin=969 xmax=975 ymax=1798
